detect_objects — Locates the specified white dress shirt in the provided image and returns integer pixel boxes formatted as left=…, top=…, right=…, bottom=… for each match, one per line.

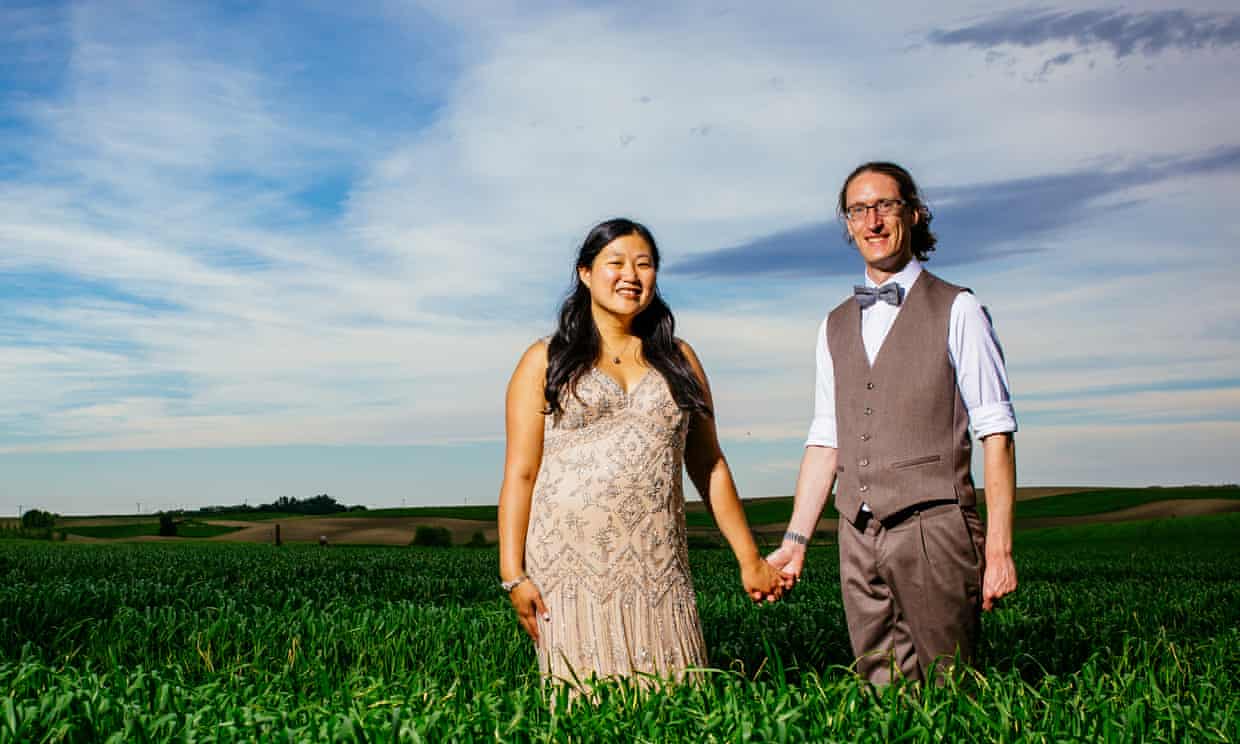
left=805, top=259, right=1017, bottom=449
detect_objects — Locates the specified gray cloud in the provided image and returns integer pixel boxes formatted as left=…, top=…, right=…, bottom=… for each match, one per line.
left=1039, top=51, right=1077, bottom=76
left=669, top=145, right=1240, bottom=278
left=928, top=7, right=1240, bottom=60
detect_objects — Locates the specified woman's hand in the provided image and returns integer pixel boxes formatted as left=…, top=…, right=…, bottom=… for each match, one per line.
left=509, top=580, right=550, bottom=642
left=740, top=556, right=785, bottom=603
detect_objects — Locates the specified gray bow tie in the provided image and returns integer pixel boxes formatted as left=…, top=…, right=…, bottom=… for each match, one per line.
left=854, top=283, right=902, bottom=309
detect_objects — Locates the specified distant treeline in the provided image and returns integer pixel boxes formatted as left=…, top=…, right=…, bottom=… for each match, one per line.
left=0, top=508, right=62, bottom=541
left=193, top=494, right=367, bottom=516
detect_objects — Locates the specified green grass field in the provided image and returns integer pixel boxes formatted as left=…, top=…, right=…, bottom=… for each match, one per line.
left=0, top=512, right=1236, bottom=741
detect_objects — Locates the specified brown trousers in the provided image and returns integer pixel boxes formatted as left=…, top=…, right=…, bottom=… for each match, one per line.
left=838, top=501, right=985, bottom=684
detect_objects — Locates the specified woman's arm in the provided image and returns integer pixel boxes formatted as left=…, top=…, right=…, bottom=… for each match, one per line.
left=679, top=341, right=782, bottom=601
left=497, top=340, right=551, bottom=640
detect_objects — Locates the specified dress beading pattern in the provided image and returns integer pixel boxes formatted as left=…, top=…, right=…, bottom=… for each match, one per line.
left=526, top=366, right=707, bottom=685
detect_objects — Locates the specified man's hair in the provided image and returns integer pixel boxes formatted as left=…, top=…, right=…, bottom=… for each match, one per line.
left=837, top=161, right=937, bottom=262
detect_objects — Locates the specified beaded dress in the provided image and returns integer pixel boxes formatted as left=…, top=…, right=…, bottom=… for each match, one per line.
left=525, top=366, right=707, bottom=685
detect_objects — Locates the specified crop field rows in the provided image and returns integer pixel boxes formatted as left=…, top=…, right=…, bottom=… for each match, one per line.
left=1, top=514, right=1237, bottom=742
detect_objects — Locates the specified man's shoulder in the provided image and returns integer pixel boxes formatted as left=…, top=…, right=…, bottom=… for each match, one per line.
left=824, top=296, right=857, bottom=337
left=827, top=293, right=855, bottom=318
left=919, top=268, right=970, bottom=295
left=920, top=271, right=1000, bottom=331
left=917, top=270, right=978, bottom=313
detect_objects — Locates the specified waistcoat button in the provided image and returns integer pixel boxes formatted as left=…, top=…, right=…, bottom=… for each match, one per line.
left=860, top=433, right=870, bottom=441
left=859, top=458, right=869, bottom=467
left=866, top=382, right=874, bottom=390
left=864, top=407, right=872, bottom=415
left=859, top=484, right=869, bottom=492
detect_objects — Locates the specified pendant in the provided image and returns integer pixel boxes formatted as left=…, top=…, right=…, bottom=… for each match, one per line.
left=612, top=356, right=621, bottom=364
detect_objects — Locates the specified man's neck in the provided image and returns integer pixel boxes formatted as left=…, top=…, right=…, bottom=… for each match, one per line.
left=865, top=255, right=912, bottom=286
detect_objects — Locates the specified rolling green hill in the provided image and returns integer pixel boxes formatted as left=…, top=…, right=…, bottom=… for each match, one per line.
left=684, top=485, right=1239, bottom=527
left=62, top=521, right=242, bottom=539
left=1001, top=485, right=1239, bottom=519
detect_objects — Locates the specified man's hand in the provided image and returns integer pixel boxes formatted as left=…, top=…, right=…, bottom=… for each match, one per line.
left=765, top=542, right=805, bottom=590
left=982, top=551, right=1017, bottom=611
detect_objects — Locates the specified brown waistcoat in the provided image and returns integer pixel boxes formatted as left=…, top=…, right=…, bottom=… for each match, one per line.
left=827, top=270, right=976, bottom=523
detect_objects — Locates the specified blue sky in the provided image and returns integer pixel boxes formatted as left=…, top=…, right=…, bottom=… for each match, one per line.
left=2, top=1, right=1238, bottom=515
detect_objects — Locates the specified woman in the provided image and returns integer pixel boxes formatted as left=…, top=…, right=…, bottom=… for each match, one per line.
left=498, top=218, right=784, bottom=687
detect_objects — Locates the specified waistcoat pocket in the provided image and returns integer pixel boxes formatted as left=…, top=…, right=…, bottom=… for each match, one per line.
left=891, top=454, right=941, bottom=470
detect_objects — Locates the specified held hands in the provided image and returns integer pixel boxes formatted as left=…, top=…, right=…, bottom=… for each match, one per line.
left=765, top=531, right=807, bottom=596
left=740, top=555, right=786, bottom=603
left=508, top=579, right=549, bottom=642
left=764, top=542, right=805, bottom=590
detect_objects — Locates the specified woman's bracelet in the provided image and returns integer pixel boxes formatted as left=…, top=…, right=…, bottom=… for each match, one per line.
left=500, top=574, right=529, bottom=593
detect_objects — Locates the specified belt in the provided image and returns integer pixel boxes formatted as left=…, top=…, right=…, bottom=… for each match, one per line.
left=854, top=498, right=959, bottom=531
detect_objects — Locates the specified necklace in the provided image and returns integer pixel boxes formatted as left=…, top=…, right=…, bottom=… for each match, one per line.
left=602, top=335, right=637, bottom=365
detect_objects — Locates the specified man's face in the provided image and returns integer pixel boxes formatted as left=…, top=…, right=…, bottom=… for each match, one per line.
left=844, top=171, right=918, bottom=274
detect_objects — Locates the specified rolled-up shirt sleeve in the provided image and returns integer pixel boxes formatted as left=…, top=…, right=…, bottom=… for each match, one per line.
left=949, top=292, right=1017, bottom=438
left=805, top=316, right=838, bottom=448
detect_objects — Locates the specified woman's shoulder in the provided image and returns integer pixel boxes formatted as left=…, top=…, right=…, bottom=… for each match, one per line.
left=672, top=337, right=705, bottom=370
left=514, top=337, right=550, bottom=375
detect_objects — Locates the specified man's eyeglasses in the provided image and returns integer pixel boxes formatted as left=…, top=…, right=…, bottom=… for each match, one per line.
left=844, top=198, right=906, bottom=222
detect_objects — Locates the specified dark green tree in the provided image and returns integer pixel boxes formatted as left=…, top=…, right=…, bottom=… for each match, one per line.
left=158, top=513, right=178, bottom=537
left=412, top=526, right=452, bottom=548
left=21, top=509, right=55, bottom=530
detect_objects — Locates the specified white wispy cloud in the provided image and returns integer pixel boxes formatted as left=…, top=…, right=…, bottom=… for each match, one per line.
left=1, top=1, right=1237, bottom=507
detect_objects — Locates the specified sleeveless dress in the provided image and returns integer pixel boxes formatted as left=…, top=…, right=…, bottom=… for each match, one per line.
left=525, top=366, right=708, bottom=685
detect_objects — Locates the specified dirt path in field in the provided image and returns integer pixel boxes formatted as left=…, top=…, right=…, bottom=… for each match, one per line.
left=201, top=519, right=273, bottom=528
left=209, top=517, right=496, bottom=546
left=1009, top=486, right=1101, bottom=501
left=64, top=533, right=105, bottom=543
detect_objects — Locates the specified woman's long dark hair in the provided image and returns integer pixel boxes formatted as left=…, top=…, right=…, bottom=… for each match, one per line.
left=544, top=218, right=712, bottom=420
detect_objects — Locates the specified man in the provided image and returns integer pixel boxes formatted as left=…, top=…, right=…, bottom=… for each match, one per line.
left=767, top=161, right=1018, bottom=684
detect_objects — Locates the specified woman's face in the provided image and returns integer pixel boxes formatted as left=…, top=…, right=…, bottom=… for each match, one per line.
left=578, top=233, right=657, bottom=320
